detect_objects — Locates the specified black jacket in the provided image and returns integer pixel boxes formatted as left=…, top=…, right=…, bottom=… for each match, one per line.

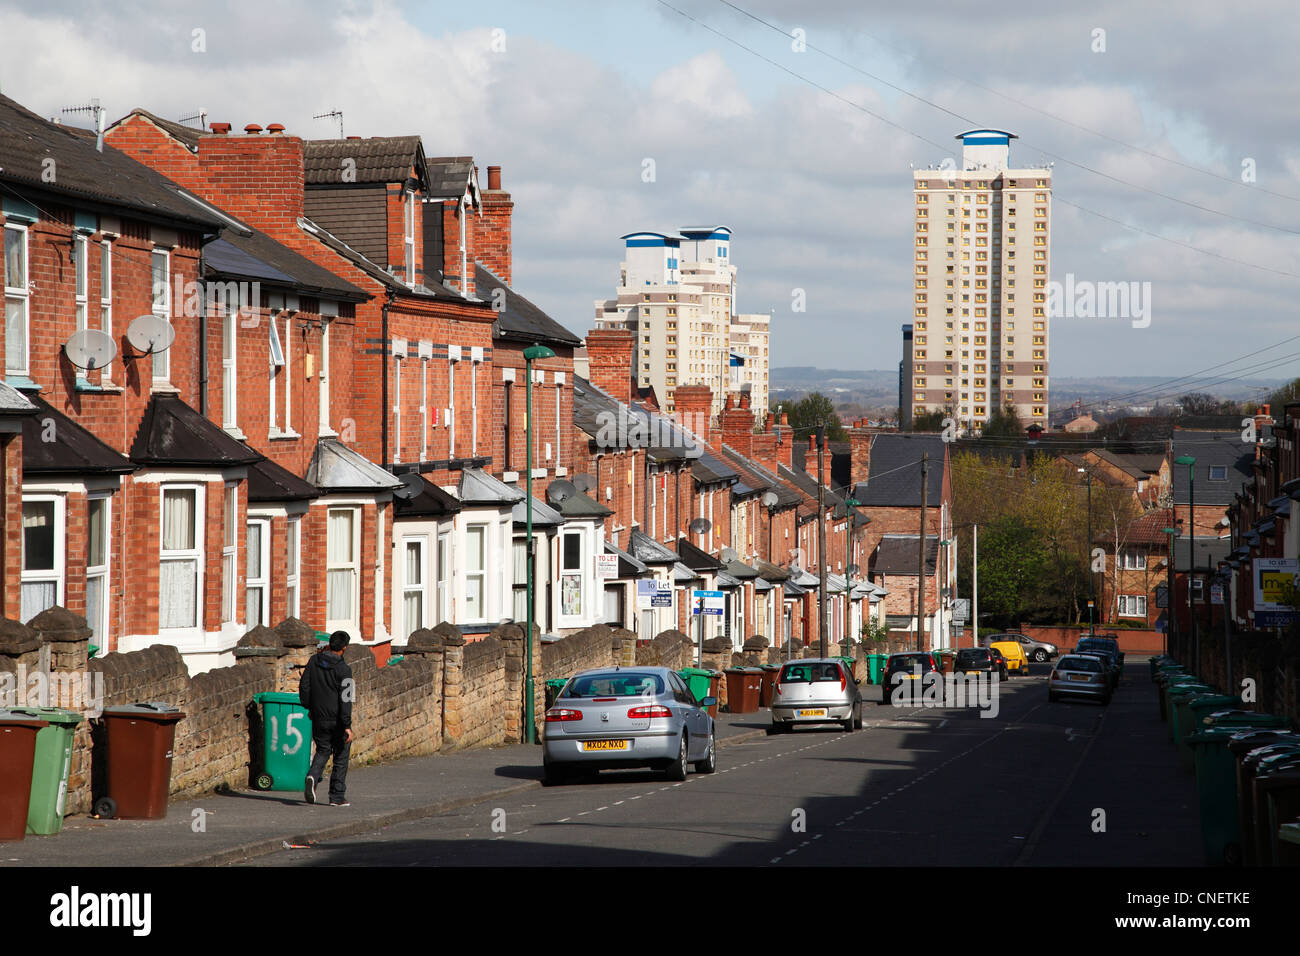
left=299, top=650, right=353, bottom=730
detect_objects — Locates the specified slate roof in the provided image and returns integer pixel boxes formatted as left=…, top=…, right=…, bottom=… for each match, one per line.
left=755, top=559, right=791, bottom=582
left=477, top=266, right=580, bottom=348
left=693, top=446, right=741, bottom=488
left=307, top=438, right=401, bottom=493
left=511, top=493, right=563, bottom=527
left=572, top=377, right=700, bottom=461
left=557, top=489, right=613, bottom=520
left=778, top=463, right=844, bottom=510
left=724, top=559, right=761, bottom=580
left=22, top=398, right=133, bottom=474
left=0, top=95, right=222, bottom=229
left=394, top=475, right=463, bottom=518
left=674, top=562, right=701, bottom=583
left=718, top=446, right=802, bottom=509
left=0, top=381, right=37, bottom=415
left=424, top=157, right=477, bottom=201
left=853, top=433, right=946, bottom=507
left=677, top=537, right=723, bottom=572
left=628, top=529, right=679, bottom=565
left=130, top=395, right=264, bottom=467
left=459, top=467, right=525, bottom=506
left=607, top=541, right=649, bottom=577
left=206, top=231, right=368, bottom=301
left=304, top=137, right=427, bottom=189
left=870, top=534, right=939, bottom=576
left=298, top=216, right=472, bottom=302
left=246, top=457, right=319, bottom=502
left=1171, top=431, right=1255, bottom=506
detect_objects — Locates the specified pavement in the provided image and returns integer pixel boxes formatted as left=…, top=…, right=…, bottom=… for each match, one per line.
left=0, top=709, right=770, bottom=868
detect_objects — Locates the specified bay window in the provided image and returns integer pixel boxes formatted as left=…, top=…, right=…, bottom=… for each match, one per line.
left=21, top=497, right=63, bottom=623
left=160, top=486, right=202, bottom=630
left=5, top=223, right=29, bottom=377
left=326, top=507, right=361, bottom=632
left=464, top=524, right=487, bottom=621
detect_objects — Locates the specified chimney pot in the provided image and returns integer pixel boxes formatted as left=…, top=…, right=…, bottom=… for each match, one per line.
left=487, top=165, right=502, bottom=190
left=781, top=412, right=789, bottom=426
left=209, top=122, right=231, bottom=135
left=346, top=135, right=361, bottom=139
left=266, top=123, right=285, bottom=134
left=243, top=123, right=263, bottom=134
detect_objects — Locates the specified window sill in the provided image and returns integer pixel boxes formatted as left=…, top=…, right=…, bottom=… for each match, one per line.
left=224, top=426, right=247, bottom=440
left=74, top=378, right=124, bottom=394
left=150, top=382, right=180, bottom=395
left=269, top=429, right=301, bottom=441
left=5, top=375, right=40, bottom=392
left=318, top=427, right=338, bottom=438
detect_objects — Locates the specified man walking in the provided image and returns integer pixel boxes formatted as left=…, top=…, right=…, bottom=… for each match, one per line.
left=299, top=630, right=355, bottom=807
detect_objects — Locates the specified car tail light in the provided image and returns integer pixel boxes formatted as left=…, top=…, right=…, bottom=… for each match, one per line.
left=840, top=669, right=847, bottom=692
left=928, top=656, right=937, bottom=670
left=627, top=705, right=672, bottom=719
left=592, top=697, right=616, bottom=703
left=546, top=708, right=583, bottom=722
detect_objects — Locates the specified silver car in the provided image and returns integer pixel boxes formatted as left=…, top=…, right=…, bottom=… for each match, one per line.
left=542, top=667, right=716, bottom=785
left=1048, top=654, right=1112, bottom=704
left=769, top=658, right=863, bottom=733
left=985, top=631, right=1058, bottom=663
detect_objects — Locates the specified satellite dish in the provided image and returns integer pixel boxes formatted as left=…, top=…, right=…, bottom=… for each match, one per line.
left=689, top=517, right=711, bottom=535
left=126, top=314, right=175, bottom=355
left=720, top=547, right=738, bottom=563
left=393, top=473, right=425, bottom=500
left=546, top=479, right=576, bottom=506
left=63, top=329, right=117, bottom=370
left=847, top=563, right=860, bottom=576
left=761, top=491, right=779, bottom=509
left=573, top=473, right=596, bottom=494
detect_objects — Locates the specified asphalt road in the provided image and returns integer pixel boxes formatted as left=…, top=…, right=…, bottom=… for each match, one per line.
left=240, top=664, right=1202, bottom=867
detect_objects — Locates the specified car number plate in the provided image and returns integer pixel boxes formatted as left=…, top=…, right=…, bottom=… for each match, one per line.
left=798, top=709, right=827, bottom=717
left=1068, top=674, right=1089, bottom=682
left=582, top=740, right=629, bottom=751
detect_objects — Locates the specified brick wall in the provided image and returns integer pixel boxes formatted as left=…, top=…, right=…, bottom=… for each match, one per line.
left=478, top=166, right=513, bottom=285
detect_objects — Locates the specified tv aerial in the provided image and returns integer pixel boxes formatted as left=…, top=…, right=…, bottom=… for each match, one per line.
left=546, top=479, right=576, bottom=506
left=126, top=314, right=175, bottom=357
left=393, top=473, right=425, bottom=500
left=63, top=329, right=117, bottom=370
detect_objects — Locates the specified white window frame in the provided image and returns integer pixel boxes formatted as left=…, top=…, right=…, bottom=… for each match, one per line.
left=401, top=534, right=430, bottom=638
left=1118, top=594, right=1147, bottom=618
left=420, top=354, right=429, bottom=461
left=448, top=357, right=457, bottom=458
left=5, top=223, right=30, bottom=377
left=221, top=483, right=238, bottom=623
left=512, top=534, right=529, bottom=623
left=100, top=239, right=113, bottom=381
left=471, top=357, right=478, bottom=456
left=464, top=523, right=489, bottom=623
left=151, top=248, right=171, bottom=383
left=73, top=233, right=89, bottom=333
left=1120, top=549, right=1146, bottom=571
left=245, top=516, right=271, bottom=629
left=437, top=530, right=451, bottom=623
left=285, top=515, right=301, bottom=619
left=268, top=294, right=285, bottom=436
left=160, top=484, right=204, bottom=633
left=85, top=494, right=111, bottom=649
left=559, top=528, right=586, bottom=623
left=393, top=348, right=404, bottom=463
left=20, top=494, right=65, bottom=623
left=318, top=302, right=336, bottom=436
left=326, top=506, right=362, bottom=633
left=222, top=303, right=239, bottom=431
left=404, top=189, right=416, bottom=287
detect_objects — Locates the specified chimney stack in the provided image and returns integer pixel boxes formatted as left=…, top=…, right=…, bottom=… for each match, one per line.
left=721, top=392, right=756, bottom=458
left=584, top=329, right=636, bottom=406
left=673, top=385, right=714, bottom=443
left=849, top=422, right=874, bottom=488
left=479, top=162, right=513, bottom=284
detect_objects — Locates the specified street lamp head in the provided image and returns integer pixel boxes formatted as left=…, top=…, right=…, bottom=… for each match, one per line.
left=1174, top=455, right=1196, bottom=466
left=846, top=497, right=861, bottom=508
left=524, top=344, right=556, bottom=361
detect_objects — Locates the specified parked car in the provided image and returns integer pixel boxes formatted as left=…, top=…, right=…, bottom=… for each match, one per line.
left=769, top=658, right=863, bottom=733
left=988, top=639, right=1030, bottom=676
left=955, top=647, right=1005, bottom=681
left=1071, top=649, right=1118, bottom=689
left=1080, top=635, right=1124, bottom=673
left=1048, top=654, right=1113, bottom=704
left=542, top=667, right=717, bottom=785
left=983, top=631, right=1058, bottom=662
left=881, top=652, right=938, bottom=704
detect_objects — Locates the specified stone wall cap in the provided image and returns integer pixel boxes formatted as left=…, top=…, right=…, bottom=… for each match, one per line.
left=275, top=617, right=320, bottom=648
left=703, top=637, right=730, bottom=652
left=0, top=618, right=41, bottom=655
left=27, top=606, right=92, bottom=641
left=404, top=627, right=446, bottom=651
left=743, top=635, right=770, bottom=650
left=233, top=645, right=289, bottom=659
left=237, top=624, right=282, bottom=648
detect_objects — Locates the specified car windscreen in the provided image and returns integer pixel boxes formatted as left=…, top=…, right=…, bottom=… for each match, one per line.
left=1077, top=641, right=1115, bottom=656
left=781, top=663, right=843, bottom=683
left=563, top=673, right=664, bottom=697
left=1058, top=657, right=1102, bottom=673
left=888, top=655, right=932, bottom=671
left=957, top=650, right=990, bottom=662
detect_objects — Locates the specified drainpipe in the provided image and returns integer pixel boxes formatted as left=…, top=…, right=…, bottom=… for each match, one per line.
left=198, top=241, right=211, bottom=417
left=381, top=289, right=394, bottom=463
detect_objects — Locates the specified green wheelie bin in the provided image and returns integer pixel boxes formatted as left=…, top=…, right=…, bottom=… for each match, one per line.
left=867, top=653, right=887, bottom=685
left=253, top=692, right=313, bottom=792
left=13, top=706, right=84, bottom=835
left=1169, top=687, right=1220, bottom=748
left=1188, top=727, right=1251, bottom=865
left=680, top=668, right=722, bottom=717
left=1254, top=765, right=1300, bottom=866
left=1160, top=676, right=1204, bottom=725
left=1178, top=696, right=1244, bottom=771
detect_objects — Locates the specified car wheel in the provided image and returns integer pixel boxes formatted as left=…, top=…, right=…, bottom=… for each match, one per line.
left=842, top=710, right=855, bottom=732
left=854, top=707, right=864, bottom=730
left=1033, top=649, right=1048, bottom=662
left=666, top=732, right=689, bottom=781
left=694, top=730, right=717, bottom=774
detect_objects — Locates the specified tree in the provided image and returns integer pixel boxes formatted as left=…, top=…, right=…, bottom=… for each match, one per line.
left=778, top=392, right=847, bottom=441
left=976, top=515, right=1048, bottom=625
left=1179, top=392, right=1228, bottom=416
left=980, top=402, right=1025, bottom=438
left=911, top=408, right=949, bottom=432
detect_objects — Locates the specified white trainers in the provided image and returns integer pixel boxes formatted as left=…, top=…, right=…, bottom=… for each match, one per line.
left=304, top=776, right=317, bottom=804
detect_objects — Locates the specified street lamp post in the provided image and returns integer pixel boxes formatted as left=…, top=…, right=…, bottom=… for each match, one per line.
left=844, top=497, right=861, bottom=650
left=1175, top=455, right=1197, bottom=671
left=1078, top=467, right=1094, bottom=637
left=1161, top=523, right=1182, bottom=659
left=523, top=344, right=556, bottom=744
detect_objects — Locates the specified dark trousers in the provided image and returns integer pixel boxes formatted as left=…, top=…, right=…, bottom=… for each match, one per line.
left=307, top=725, right=350, bottom=802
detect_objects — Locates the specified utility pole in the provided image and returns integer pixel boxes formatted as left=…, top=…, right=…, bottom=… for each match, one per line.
left=972, top=523, right=978, bottom=648
left=817, top=425, right=828, bottom=658
left=917, top=453, right=929, bottom=653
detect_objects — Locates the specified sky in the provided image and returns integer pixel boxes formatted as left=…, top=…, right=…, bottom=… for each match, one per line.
left=2, top=0, right=1298, bottom=392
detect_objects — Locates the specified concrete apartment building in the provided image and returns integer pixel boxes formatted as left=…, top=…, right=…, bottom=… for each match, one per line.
left=593, top=226, right=769, bottom=419
left=910, top=130, right=1051, bottom=435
